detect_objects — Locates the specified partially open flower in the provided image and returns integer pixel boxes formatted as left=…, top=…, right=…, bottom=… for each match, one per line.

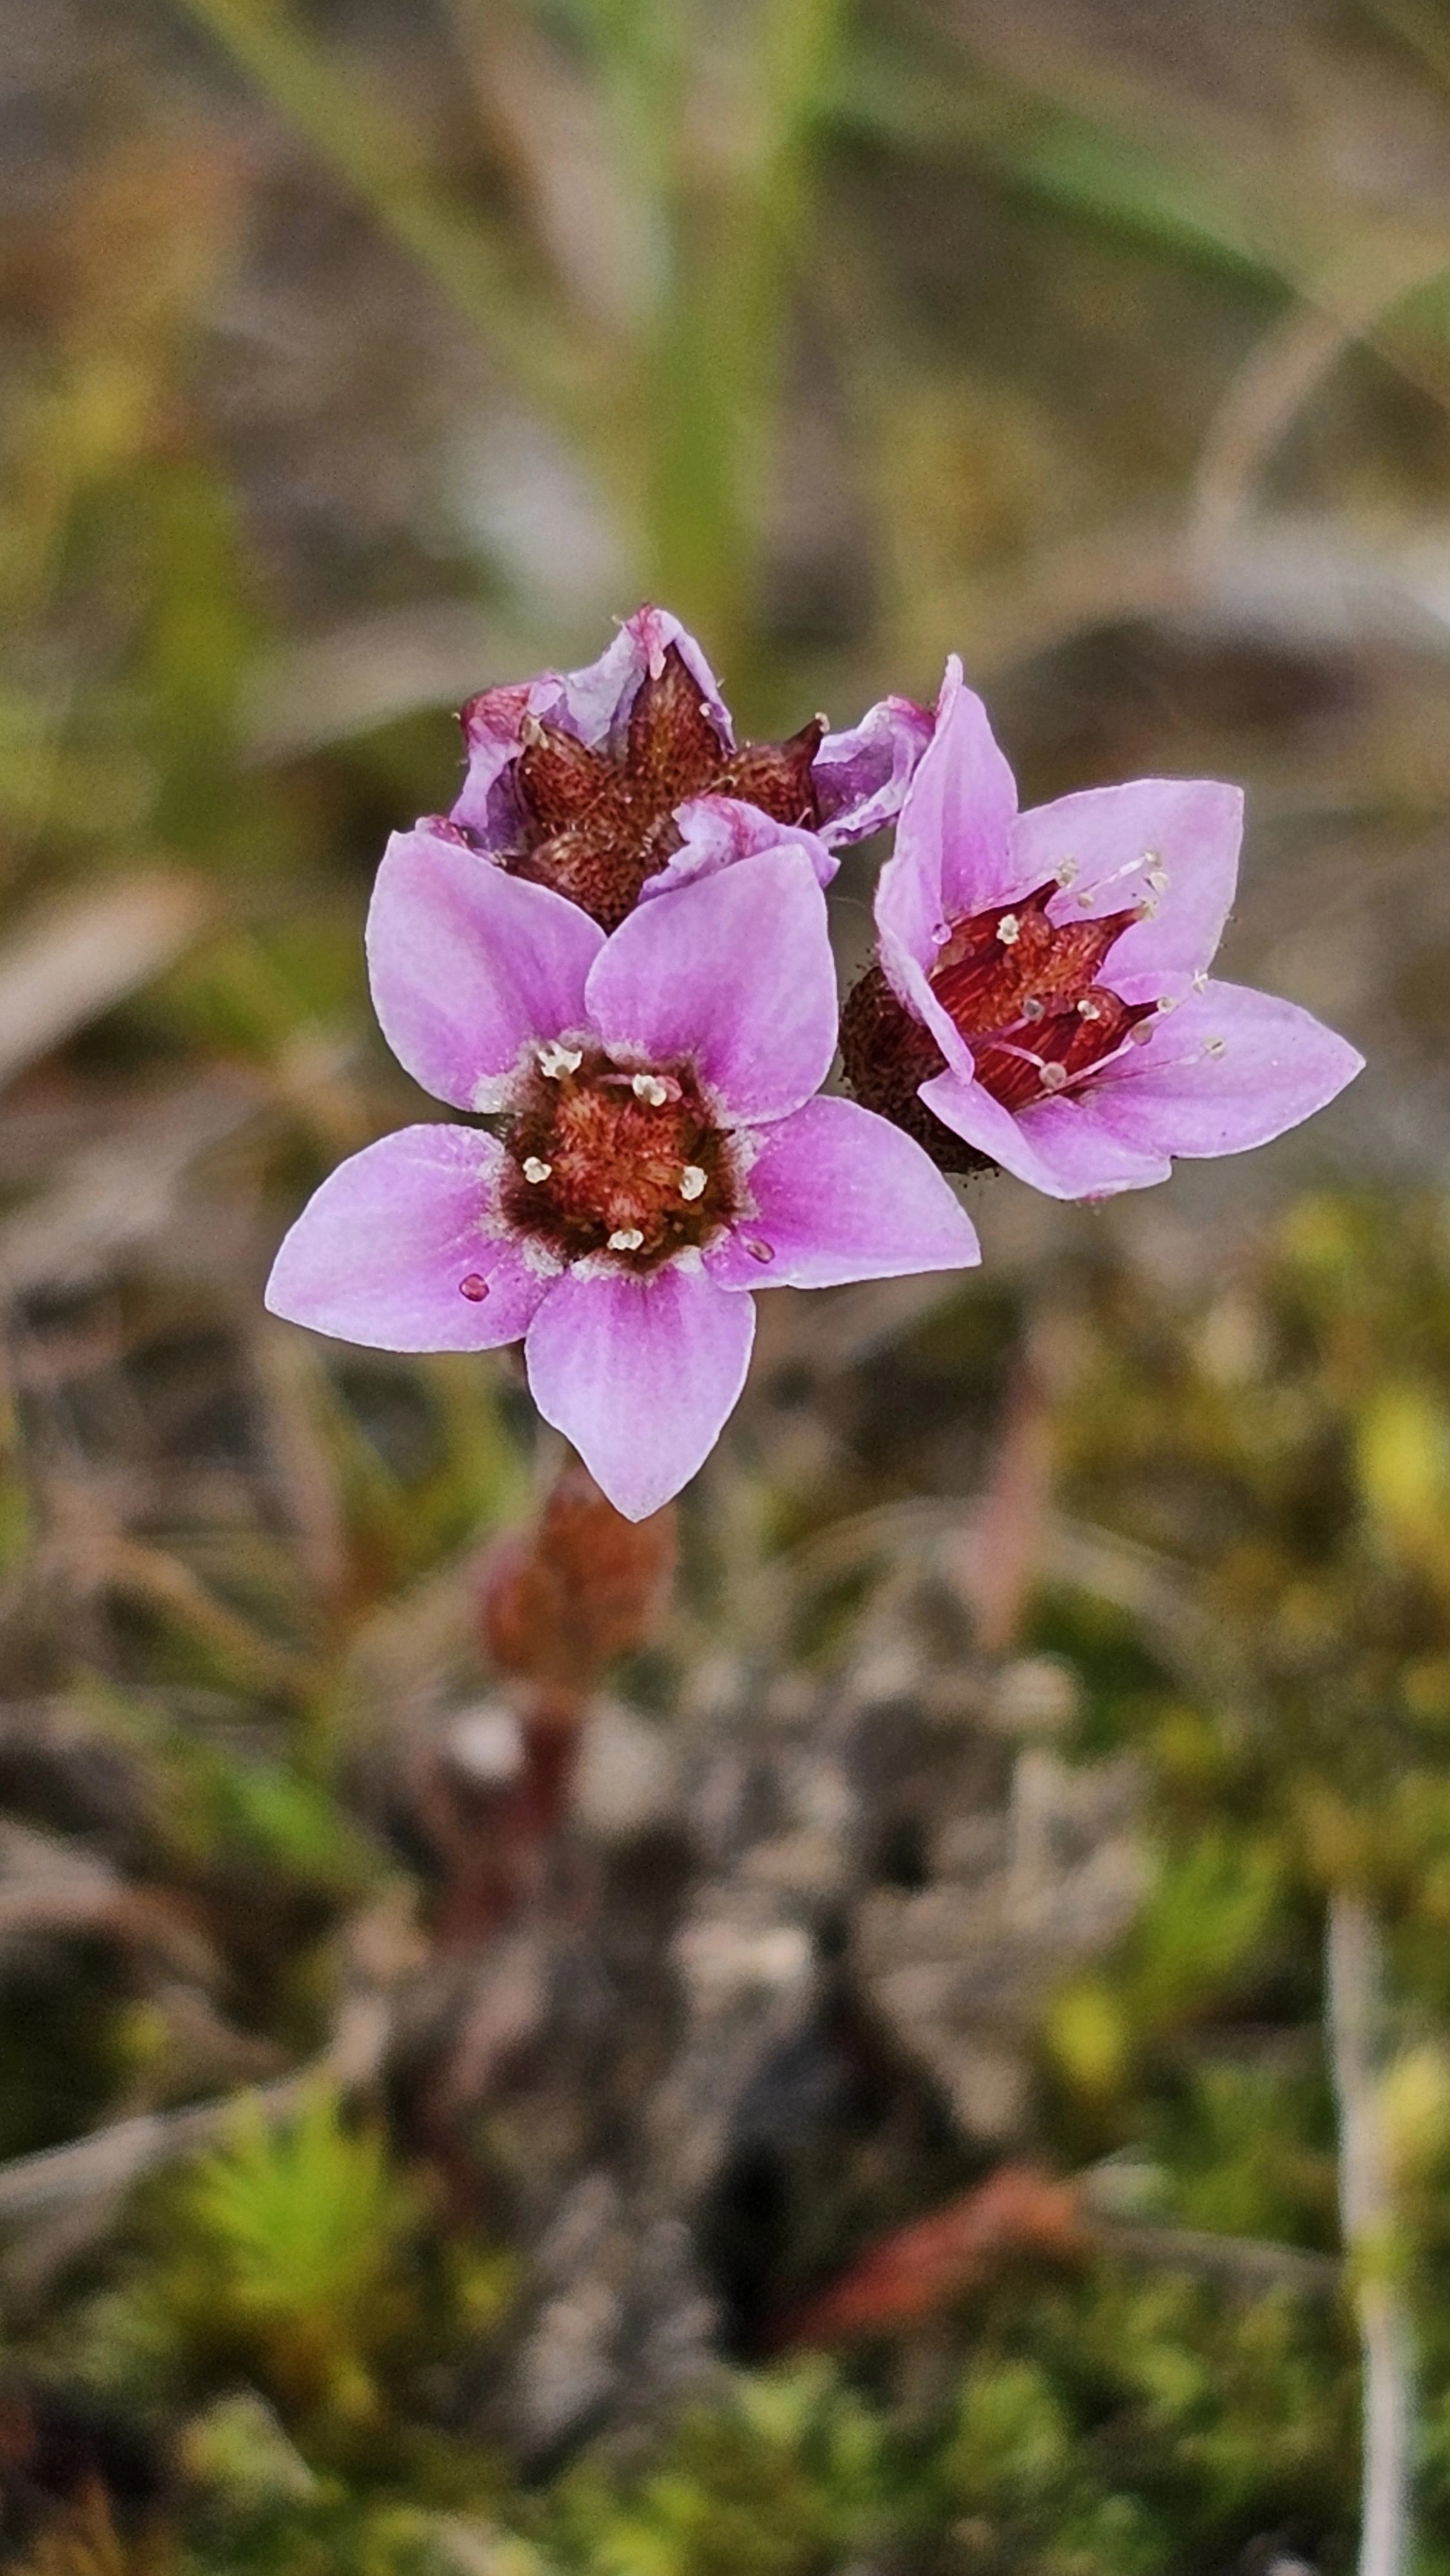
left=265, top=838, right=979, bottom=1519
left=841, top=659, right=1363, bottom=1199
left=441, top=604, right=933, bottom=930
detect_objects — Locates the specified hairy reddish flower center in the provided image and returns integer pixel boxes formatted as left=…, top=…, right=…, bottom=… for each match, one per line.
left=504, top=645, right=824, bottom=931
left=500, top=1045, right=739, bottom=1273
left=927, top=880, right=1155, bottom=1112
left=840, top=880, right=1158, bottom=1172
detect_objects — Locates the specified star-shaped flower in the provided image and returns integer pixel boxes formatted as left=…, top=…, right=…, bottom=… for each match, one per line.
left=841, top=660, right=1363, bottom=1198
left=442, top=604, right=934, bottom=929
left=266, top=834, right=979, bottom=1518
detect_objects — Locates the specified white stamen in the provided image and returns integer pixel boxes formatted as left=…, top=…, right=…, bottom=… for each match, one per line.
left=1021, top=996, right=1045, bottom=1022
left=1039, top=1061, right=1069, bottom=1092
left=1129, top=1021, right=1156, bottom=1046
left=997, top=913, right=1021, bottom=946
left=1077, top=998, right=1101, bottom=1021
left=632, top=1072, right=670, bottom=1106
left=1205, top=1036, right=1227, bottom=1057
left=1055, top=857, right=1078, bottom=887
left=608, top=1226, right=645, bottom=1252
left=680, top=1165, right=708, bottom=1201
left=522, top=1157, right=552, bottom=1184
left=538, top=1039, right=583, bottom=1079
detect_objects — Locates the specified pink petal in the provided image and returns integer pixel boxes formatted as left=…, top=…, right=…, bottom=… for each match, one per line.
left=814, top=694, right=935, bottom=844
left=874, top=660, right=1019, bottom=974
left=641, top=796, right=838, bottom=900
left=1011, top=779, right=1243, bottom=989
left=705, top=1095, right=980, bottom=1287
left=453, top=607, right=732, bottom=838
left=265, top=1126, right=552, bottom=1350
left=566, top=605, right=733, bottom=752
left=1085, top=981, right=1364, bottom=1159
left=917, top=1068, right=1171, bottom=1199
left=524, top=1263, right=755, bottom=1520
left=585, top=846, right=838, bottom=1124
left=876, top=928, right=975, bottom=1080
left=367, top=828, right=602, bottom=1110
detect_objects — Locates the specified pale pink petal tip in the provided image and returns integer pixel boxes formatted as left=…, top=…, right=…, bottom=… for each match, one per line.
left=525, top=1267, right=756, bottom=1522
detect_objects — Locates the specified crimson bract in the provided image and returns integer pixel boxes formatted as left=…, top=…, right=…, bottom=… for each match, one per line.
left=444, top=603, right=933, bottom=930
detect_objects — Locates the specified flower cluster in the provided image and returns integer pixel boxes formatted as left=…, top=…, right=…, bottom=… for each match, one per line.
left=267, top=609, right=1362, bottom=1517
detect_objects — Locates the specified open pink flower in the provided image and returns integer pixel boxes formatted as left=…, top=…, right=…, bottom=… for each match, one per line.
left=442, top=604, right=933, bottom=930
left=840, top=660, right=1363, bottom=1200
left=265, top=836, right=979, bottom=1519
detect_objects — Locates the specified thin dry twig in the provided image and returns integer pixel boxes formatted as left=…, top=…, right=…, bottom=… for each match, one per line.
left=1327, top=1893, right=1413, bottom=2576
left=1191, top=238, right=1450, bottom=562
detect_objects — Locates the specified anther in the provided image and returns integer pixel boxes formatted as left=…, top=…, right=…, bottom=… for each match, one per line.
left=522, top=1157, right=552, bottom=1184
left=1055, top=858, right=1078, bottom=887
left=1021, top=996, right=1045, bottom=1023
left=608, top=1226, right=645, bottom=1253
left=458, top=1273, right=490, bottom=1301
left=1077, top=998, right=1102, bottom=1020
left=1129, top=1021, right=1156, bottom=1046
left=744, top=1238, right=775, bottom=1264
left=537, top=1039, right=583, bottom=1079
left=997, top=914, right=1021, bottom=946
left=632, top=1072, right=672, bottom=1106
left=679, top=1165, right=708, bottom=1201
left=1038, top=1061, right=1069, bottom=1092
left=1143, top=852, right=1169, bottom=894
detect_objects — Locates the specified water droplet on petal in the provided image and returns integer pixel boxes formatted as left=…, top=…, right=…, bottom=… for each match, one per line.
left=459, top=1273, right=490, bottom=1302
left=744, top=1238, right=775, bottom=1264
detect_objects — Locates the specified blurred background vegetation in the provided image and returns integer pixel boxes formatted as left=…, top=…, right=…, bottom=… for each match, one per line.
left=5, top=0, right=1450, bottom=2567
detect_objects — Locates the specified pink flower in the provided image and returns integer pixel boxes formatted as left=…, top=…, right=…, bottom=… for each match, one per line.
left=265, top=835, right=979, bottom=1519
left=840, top=660, right=1363, bottom=1200
left=442, top=604, right=933, bottom=930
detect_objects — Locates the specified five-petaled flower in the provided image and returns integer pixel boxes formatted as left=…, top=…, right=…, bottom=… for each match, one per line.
left=265, top=835, right=980, bottom=1520
left=840, top=659, right=1363, bottom=1199
left=442, top=604, right=934, bottom=930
